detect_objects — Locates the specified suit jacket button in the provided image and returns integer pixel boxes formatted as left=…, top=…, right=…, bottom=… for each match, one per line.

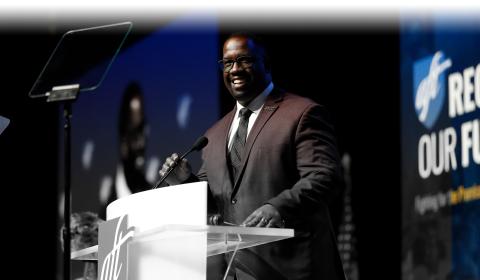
left=231, top=198, right=237, bottom=204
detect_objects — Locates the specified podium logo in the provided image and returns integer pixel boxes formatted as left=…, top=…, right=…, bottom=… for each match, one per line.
left=98, top=215, right=135, bottom=280
left=413, top=51, right=452, bottom=129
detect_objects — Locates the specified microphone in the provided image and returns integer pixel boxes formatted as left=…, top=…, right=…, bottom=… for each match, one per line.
left=152, top=136, right=208, bottom=189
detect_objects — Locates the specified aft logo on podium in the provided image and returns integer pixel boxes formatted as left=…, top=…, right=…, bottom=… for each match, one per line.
left=98, top=215, right=135, bottom=280
left=413, top=51, right=452, bottom=129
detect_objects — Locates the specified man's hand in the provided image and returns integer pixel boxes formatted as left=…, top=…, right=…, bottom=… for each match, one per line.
left=158, top=153, right=192, bottom=185
left=241, top=204, right=285, bottom=228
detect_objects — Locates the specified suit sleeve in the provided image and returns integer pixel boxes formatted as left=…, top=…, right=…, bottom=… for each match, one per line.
left=195, top=157, right=208, bottom=182
left=195, top=149, right=221, bottom=218
left=267, top=104, right=342, bottom=220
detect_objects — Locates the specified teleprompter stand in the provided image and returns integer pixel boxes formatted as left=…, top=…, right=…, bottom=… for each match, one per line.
left=48, top=84, right=79, bottom=280
left=28, top=22, right=132, bottom=280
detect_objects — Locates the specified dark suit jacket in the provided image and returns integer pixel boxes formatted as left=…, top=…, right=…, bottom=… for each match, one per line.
left=197, top=89, right=345, bottom=280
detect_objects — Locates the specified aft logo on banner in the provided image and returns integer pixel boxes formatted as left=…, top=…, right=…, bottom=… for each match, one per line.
left=98, top=215, right=135, bottom=280
left=413, top=51, right=452, bottom=129
left=413, top=51, right=480, bottom=179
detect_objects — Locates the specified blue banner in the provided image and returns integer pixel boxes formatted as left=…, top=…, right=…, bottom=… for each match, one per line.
left=401, top=15, right=480, bottom=280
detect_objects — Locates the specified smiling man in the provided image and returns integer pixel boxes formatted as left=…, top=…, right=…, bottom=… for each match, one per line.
left=160, top=33, right=346, bottom=280
left=221, top=35, right=272, bottom=106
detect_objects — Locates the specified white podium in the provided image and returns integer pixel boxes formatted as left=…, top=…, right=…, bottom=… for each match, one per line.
left=71, top=182, right=294, bottom=280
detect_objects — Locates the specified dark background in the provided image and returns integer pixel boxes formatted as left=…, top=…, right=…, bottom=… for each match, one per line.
left=0, top=19, right=400, bottom=279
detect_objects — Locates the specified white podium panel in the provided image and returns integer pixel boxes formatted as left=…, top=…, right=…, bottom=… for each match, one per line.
left=72, top=182, right=294, bottom=280
left=107, top=182, right=208, bottom=232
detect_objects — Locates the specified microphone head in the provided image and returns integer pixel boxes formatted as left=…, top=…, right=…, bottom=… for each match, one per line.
left=192, top=136, right=208, bottom=151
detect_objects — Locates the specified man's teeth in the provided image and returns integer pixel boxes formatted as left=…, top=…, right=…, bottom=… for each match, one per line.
left=233, top=79, right=245, bottom=84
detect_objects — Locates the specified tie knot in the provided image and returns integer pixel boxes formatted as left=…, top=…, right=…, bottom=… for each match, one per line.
left=239, top=108, right=252, bottom=119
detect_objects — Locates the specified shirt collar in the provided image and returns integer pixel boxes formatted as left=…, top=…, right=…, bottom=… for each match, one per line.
left=236, top=82, right=274, bottom=115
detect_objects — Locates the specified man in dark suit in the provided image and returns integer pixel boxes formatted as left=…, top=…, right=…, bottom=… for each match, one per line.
left=160, top=33, right=345, bottom=280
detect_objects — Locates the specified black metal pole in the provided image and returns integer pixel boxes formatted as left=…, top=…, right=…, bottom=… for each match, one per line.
left=63, top=101, right=72, bottom=280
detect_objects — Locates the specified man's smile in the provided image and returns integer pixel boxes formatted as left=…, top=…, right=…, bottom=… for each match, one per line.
left=231, top=76, right=249, bottom=88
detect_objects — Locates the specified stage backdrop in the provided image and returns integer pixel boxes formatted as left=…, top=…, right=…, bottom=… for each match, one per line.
left=68, top=15, right=219, bottom=214
left=401, top=15, right=480, bottom=280
left=55, top=14, right=219, bottom=279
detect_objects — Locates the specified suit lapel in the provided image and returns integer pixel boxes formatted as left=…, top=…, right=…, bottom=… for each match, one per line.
left=220, top=108, right=236, bottom=194
left=230, top=89, right=284, bottom=200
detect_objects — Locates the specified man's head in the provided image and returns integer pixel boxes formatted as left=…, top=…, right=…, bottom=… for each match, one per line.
left=220, top=33, right=272, bottom=106
left=118, top=82, right=147, bottom=170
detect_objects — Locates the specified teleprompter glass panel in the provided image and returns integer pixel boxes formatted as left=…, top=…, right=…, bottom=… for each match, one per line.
left=29, top=22, right=132, bottom=98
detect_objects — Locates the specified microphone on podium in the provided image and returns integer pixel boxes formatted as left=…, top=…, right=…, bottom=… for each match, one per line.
left=152, top=136, right=208, bottom=189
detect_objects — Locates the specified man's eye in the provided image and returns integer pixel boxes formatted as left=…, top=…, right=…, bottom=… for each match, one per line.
left=224, top=60, right=234, bottom=66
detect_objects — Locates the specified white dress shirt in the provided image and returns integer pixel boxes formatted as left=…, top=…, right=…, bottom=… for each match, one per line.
left=227, top=82, right=274, bottom=151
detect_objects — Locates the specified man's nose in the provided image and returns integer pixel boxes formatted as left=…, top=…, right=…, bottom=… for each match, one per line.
left=229, top=61, right=242, bottom=73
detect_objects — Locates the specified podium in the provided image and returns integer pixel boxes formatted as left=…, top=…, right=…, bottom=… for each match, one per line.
left=71, top=182, right=294, bottom=280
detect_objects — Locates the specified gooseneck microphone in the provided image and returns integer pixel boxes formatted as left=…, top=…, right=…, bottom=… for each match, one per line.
left=152, top=136, right=208, bottom=189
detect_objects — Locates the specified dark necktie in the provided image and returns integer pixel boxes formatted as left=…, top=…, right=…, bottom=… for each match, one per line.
left=229, top=108, right=253, bottom=180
